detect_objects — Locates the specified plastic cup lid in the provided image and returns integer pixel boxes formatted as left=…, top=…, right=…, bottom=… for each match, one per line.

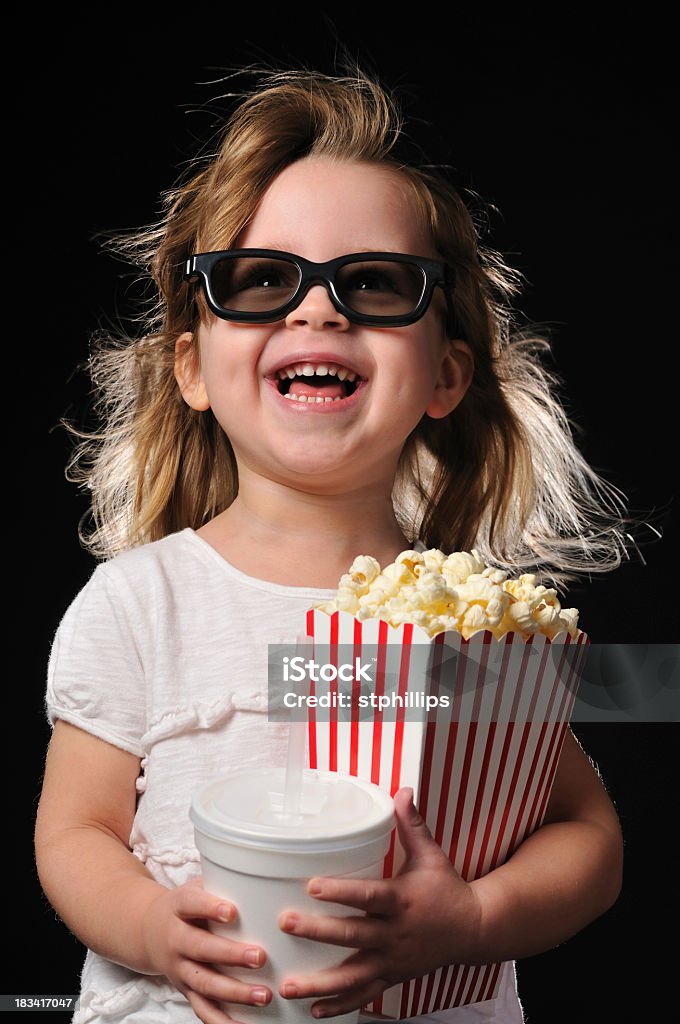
left=190, top=768, right=395, bottom=851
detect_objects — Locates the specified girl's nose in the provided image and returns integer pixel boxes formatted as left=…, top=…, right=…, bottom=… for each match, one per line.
left=285, top=284, right=351, bottom=331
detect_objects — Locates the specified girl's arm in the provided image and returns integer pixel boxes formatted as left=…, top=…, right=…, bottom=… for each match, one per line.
left=276, top=728, right=623, bottom=1017
left=35, top=720, right=273, bottom=1024
left=469, top=726, right=623, bottom=957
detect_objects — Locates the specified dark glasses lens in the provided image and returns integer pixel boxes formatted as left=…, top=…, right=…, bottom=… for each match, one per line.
left=211, top=255, right=301, bottom=313
left=208, top=255, right=427, bottom=318
left=335, top=260, right=426, bottom=316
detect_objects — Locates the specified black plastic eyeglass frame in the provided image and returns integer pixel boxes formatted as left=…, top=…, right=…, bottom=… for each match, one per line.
left=184, top=249, right=457, bottom=332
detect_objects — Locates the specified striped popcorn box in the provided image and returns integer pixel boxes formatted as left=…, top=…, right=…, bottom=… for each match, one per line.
left=304, top=608, right=589, bottom=1019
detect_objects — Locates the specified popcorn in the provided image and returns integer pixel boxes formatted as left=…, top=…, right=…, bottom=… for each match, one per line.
left=558, top=606, right=579, bottom=636
left=337, top=588, right=361, bottom=614
left=382, top=562, right=415, bottom=585
left=482, top=566, right=509, bottom=585
left=422, top=548, right=448, bottom=572
left=348, top=555, right=381, bottom=586
left=442, top=549, right=486, bottom=584
left=462, top=603, right=488, bottom=633
left=318, top=547, right=580, bottom=640
left=395, top=550, right=425, bottom=573
left=415, top=570, right=449, bottom=605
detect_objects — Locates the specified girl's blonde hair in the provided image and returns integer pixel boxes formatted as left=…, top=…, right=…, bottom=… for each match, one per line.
left=67, top=65, right=631, bottom=585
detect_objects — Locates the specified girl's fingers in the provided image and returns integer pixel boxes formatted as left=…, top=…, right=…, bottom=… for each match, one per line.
left=305, top=877, right=398, bottom=915
left=278, top=909, right=384, bottom=949
left=175, top=883, right=238, bottom=924
left=310, top=978, right=388, bottom=1020
left=185, top=929, right=267, bottom=971
left=280, top=954, right=383, bottom=1000
left=179, top=962, right=272, bottom=1010
left=185, top=989, right=240, bottom=1024
left=186, top=987, right=258, bottom=1024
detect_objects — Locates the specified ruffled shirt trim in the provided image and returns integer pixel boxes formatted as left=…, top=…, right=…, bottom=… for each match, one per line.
left=74, top=972, right=188, bottom=1023
left=140, top=692, right=268, bottom=750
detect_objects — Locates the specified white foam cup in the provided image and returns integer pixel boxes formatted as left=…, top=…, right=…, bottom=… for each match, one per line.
left=190, top=768, right=396, bottom=1024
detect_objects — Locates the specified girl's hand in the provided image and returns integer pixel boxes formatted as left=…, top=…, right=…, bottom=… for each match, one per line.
left=143, top=877, right=272, bottom=1024
left=277, top=788, right=482, bottom=1018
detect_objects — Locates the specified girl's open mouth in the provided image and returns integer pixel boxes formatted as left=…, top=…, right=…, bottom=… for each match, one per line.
left=272, top=361, right=365, bottom=404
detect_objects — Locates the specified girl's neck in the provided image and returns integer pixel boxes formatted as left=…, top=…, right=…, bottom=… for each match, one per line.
left=196, top=475, right=410, bottom=589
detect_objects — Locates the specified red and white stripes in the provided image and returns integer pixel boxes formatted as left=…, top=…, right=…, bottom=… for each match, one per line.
left=304, top=609, right=587, bottom=1018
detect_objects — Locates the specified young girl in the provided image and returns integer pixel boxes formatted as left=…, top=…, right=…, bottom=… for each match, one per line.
left=35, top=68, right=626, bottom=1024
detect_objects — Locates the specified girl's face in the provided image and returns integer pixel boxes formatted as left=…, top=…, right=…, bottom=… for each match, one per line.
left=176, top=157, right=473, bottom=496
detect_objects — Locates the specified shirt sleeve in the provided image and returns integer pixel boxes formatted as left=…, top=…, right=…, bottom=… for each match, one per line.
left=46, top=564, right=147, bottom=757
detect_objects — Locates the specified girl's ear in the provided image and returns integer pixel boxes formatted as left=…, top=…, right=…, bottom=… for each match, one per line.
left=174, top=332, right=210, bottom=411
left=426, top=339, right=474, bottom=419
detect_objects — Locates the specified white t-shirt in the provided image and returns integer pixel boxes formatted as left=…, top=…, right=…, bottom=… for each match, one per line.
left=45, top=527, right=524, bottom=1023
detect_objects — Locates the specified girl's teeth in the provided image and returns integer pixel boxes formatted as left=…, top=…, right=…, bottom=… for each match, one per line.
left=283, top=393, right=344, bottom=402
left=275, top=361, right=362, bottom=380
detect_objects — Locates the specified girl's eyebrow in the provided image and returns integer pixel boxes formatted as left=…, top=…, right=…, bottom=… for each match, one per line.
left=228, top=240, right=298, bottom=254
left=236, top=244, right=402, bottom=257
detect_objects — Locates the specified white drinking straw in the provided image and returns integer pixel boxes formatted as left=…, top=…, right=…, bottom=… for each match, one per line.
left=283, top=635, right=310, bottom=817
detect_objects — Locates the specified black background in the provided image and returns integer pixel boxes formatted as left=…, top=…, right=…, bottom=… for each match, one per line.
left=14, top=9, right=678, bottom=1023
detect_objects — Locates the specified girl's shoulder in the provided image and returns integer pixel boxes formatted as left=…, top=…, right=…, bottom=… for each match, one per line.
left=73, top=528, right=204, bottom=614
left=100, top=527, right=198, bottom=579
left=57, top=528, right=196, bottom=612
